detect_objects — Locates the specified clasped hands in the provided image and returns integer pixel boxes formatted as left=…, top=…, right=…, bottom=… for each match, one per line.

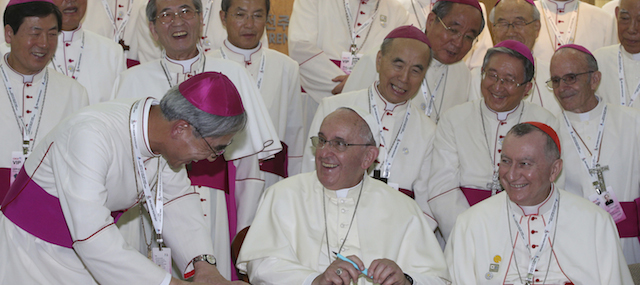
left=313, top=255, right=410, bottom=285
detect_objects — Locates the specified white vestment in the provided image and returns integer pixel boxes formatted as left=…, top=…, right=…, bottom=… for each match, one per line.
left=557, top=100, right=640, bottom=264
left=533, top=0, right=616, bottom=65
left=49, top=28, right=125, bottom=105
left=594, top=44, right=640, bottom=109
left=602, top=0, right=619, bottom=16
left=428, top=99, right=558, bottom=240
left=210, top=40, right=305, bottom=188
left=0, top=98, right=214, bottom=284
left=237, top=173, right=451, bottom=285
left=445, top=186, right=633, bottom=284
left=343, top=53, right=472, bottom=124
left=301, top=84, right=438, bottom=230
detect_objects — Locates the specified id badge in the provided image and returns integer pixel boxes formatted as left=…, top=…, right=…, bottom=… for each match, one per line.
left=152, top=247, right=172, bottom=273
left=10, top=151, right=27, bottom=186
left=340, top=51, right=363, bottom=75
left=589, top=187, right=627, bottom=223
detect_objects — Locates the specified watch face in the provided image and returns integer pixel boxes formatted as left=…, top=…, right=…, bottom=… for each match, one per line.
left=204, top=255, right=216, bottom=265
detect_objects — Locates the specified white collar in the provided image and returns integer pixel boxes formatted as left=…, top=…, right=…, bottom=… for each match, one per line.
left=166, top=53, right=200, bottom=73
left=224, top=40, right=261, bottom=62
left=546, top=0, right=577, bottom=11
left=3, top=53, right=41, bottom=83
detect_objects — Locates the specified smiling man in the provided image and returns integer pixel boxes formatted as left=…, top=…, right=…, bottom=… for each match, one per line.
left=301, top=25, right=439, bottom=231
left=445, top=122, right=632, bottom=284
left=428, top=40, right=557, bottom=242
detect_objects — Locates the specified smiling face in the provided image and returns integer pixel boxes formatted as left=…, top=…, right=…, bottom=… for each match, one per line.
left=492, top=0, right=541, bottom=50
left=549, top=49, right=600, bottom=113
left=150, top=0, right=203, bottom=60
left=220, top=0, right=267, bottom=49
left=425, top=3, right=482, bottom=64
left=375, top=38, right=430, bottom=104
left=5, top=14, right=59, bottom=75
left=51, top=0, right=87, bottom=31
left=617, top=0, right=640, bottom=54
left=481, top=52, right=532, bottom=112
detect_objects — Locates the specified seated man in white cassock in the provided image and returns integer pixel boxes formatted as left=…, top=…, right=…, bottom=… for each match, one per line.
left=237, top=107, right=451, bottom=285
left=0, top=72, right=249, bottom=284
left=549, top=44, right=640, bottom=264
left=342, top=0, right=484, bottom=124
left=469, top=0, right=562, bottom=115
left=594, top=0, right=640, bottom=110
left=114, top=0, right=281, bottom=280
left=445, top=122, right=633, bottom=284
left=301, top=25, right=439, bottom=230
left=48, top=0, right=125, bottom=105
left=211, top=0, right=304, bottom=189
left=428, top=40, right=558, bottom=242
left=0, top=0, right=88, bottom=202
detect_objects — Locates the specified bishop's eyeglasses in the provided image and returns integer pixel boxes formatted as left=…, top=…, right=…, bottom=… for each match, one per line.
left=156, top=8, right=199, bottom=24
left=310, top=136, right=374, bottom=152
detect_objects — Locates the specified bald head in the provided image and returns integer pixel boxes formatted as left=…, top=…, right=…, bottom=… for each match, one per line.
left=490, top=0, right=541, bottom=49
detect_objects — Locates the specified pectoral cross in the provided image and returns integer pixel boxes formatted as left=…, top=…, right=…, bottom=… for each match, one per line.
left=119, top=39, right=130, bottom=51
left=589, top=164, right=609, bottom=194
left=22, top=140, right=29, bottom=155
left=487, top=170, right=501, bottom=195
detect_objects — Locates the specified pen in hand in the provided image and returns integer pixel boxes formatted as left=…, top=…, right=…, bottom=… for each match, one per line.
left=333, top=251, right=368, bottom=276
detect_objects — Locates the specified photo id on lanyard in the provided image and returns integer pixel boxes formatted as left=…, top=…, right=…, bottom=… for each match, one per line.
left=340, top=51, right=363, bottom=75
left=10, top=151, right=27, bottom=186
left=589, top=187, right=626, bottom=223
left=152, top=247, right=172, bottom=273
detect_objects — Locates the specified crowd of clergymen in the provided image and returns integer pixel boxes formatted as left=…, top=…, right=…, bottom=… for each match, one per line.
left=0, top=0, right=640, bottom=283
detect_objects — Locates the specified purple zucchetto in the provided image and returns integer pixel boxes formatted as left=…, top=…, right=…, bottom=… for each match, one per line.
left=495, top=39, right=535, bottom=66
left=494, top=0, right=535, bottom=7
left=557, top=44, right=595, bottom=57
left=7, top=0, right=54, bottom=6
left=178, top=72, right=245, bottom=117
left=437, top=0, right=482, bottom=12
left=385, top=25, right=430, bottom=47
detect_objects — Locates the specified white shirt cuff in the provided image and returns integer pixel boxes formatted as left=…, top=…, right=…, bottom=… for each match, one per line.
left=303, top=272, right=322, bottom=285
left=159, top=272, right=172, bottom=285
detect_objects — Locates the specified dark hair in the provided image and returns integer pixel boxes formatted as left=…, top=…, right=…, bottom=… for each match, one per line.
left=432, top=1, right=485, bottom=35
left=508, top=123, right=560, bottom=160
left=4, top=2, right=62, bottom=34
left=482, top=46, right=535, bottom=83
left=221, top=0, right=270, bottom=15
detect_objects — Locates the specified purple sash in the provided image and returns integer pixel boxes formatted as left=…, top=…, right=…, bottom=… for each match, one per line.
left=259, top=142, right=288, bottom=178
left=618, top=199, right=640, bottom=241
left=460, top=187, right=492, bottom=206
left=398, top=188, right=415, bottom=199
left=0, top=168, right=11, bottom=204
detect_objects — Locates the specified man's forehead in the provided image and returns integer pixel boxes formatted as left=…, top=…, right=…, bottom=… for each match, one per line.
left=619, top=0, right=640, bottom=12
left=551, top=49, right=587, bottom=71
left=156, top=0, right=195, bottom=10
left=18, top=15, right=58, bottom=31
left=495, top=0, right=533, bottom=17
left=446, top=3, right=483, bottom=20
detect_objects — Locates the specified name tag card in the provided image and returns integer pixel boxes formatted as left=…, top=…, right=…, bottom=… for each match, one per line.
left=152, top=247, right=172, bottom=273
left=589, top=187, right=626, bottom=223
left=10, top=151, right=27, bottom=186
left=340, top=52, right=363, bottom=75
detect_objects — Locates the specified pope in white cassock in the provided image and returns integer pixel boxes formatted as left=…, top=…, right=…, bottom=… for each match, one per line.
left=469, top=0, right=562, bottom=115
left=594, top=0, right=640, bottom=110
left=428, top=40, right=558, bottom=241
left=0, top=72, right=250, bottom=284
left=550, top=44, right=640, bottom=264
left=48, top=0, right=125, bottom=105
left=445, top=122, right=633, bottom=284
left=238, top=107, right=451, bottom=285
left=0, top=0, right=88, bottom=202
left=114, top=0, right=281, bottom=280
left=342, top=0, right=484, bottom=125
left=302, top=25, right=439, bottom=230
left=211, top=0, right=304, bottom=190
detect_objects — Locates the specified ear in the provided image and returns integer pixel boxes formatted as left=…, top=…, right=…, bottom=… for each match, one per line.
left=533, top=20, right=541, bottom=37
left=590, top=71, right=602, bottom=91
left=375, top=50, right=382, bottom=73
left=149, top=20, right=160, bottom=42
left=220, top=10, right=227, bottom=28
left=170, top=119, right=190, bottom=139
left=361, top=146, right=379, bottom=170
left=425, top=12, right=437, bottom=34
left=549, top=158, right=563, bottom=183
left=615, top=6, right=619, bottom=18
left=4, top=25, right=13, bottom=44
left=523, top=81, right=534, bottom=95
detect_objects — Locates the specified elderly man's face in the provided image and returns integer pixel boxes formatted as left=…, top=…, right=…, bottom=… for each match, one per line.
left=481, top=52, right=531, bottom=112
left=550, top=49, right=600, bottom=113
left=52, top=0, right=87, bottom=31
left=499, top=131, right=562, bottom=206
left=5, top=15, right=59, bottom=75
left=150, top=0, right=203, bottom=60
left=425, top=3, right=482, bottom=64
left=616, top=0, right=640, bottom=54
left=375, top=38, right=430, bottom=104
left=221, top=0, right=267, bottom=49
left=163, top=122, right=235, bottom=169
left=315, top=110, right=376, bottom=190
left=492, top=0, right=540, bottom=50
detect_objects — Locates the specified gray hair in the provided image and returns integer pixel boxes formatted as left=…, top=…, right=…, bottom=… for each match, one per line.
left=159, top=85, right=247, bottom=138
left=432, top=1, right=485, bottom=35
left=489, top=0, right=540, bottom=23
left=147, top=0, right=203, bottom=22
left=508, top=123, right=560, bottom=160
left=482, top=46, right=535, bottom=83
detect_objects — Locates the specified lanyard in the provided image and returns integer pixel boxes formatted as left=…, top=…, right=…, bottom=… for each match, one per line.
left=201, top=0, right=214, bottom=46
left=343, top=0, right=380, bottom=54
left=160, top=53, right=207, bottom=88
left=561, top=105, right=607, bottom=187
left=509, top=189, right=559, bottom=285
left=618, top=48, right=640, bottom=107
left=219, top=48, right=266, bottom=90
left=52, top=31, right=85, bottom=80
left=129, top=98, right=165, bottom=245
left=541, top=0, right=579, bottom=46
left=101, top=0, right=134, bottom=42
left=421, top=66, right=447, bottom=121
left=368, top=85, right=411, bottom=179
left=1, top=64, right=48, bottom=155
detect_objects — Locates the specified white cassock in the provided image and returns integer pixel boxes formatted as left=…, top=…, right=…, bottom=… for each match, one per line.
left=134, top=0, right=269, bottom=64
left=556, top=99, right=640, bottom=264
left=602, top=0, right=619, bottom=16
left=594, top=44, right=640, bottom=109
left=533, top=0, right=616, bottom=65
left=428, top=99, right=558, bottom=240
left=0, top=98, right=218, bottom=284
left=0, top=55, right=88, bottom=199
left=469, top=59, right=563, bottom=115
left=237, top=173, right=451, bottom=285
left=210, top=40, right=305, bottom=189
left=301, top=83, right=439, bottom=230
left=49, top=28, right=125, bottom=105
left=81, top=0, right=147, bottom=62
left=445, top=186, right=633, bottom=284
left=343, top=53, right=472, bottom=124
left=114, top=54, right=280, bottom=280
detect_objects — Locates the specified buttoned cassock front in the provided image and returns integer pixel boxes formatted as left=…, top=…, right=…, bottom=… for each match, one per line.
left=594, top=44, right=640, bottom=109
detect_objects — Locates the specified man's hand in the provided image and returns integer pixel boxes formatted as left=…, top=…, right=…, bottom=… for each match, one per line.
left=367, top=259, right=410, bottom=285
left=192, top=261, right=249, bottom=284
left=331, top=75, right=350, bottom=95
left=313, top=255, right=365, bottom=285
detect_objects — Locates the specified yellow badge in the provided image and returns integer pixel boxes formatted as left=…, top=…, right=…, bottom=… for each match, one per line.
left=493, top=255, right=501, bottom=263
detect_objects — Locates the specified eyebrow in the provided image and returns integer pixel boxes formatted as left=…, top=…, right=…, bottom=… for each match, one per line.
left=159, top=4, right=193, bottom=13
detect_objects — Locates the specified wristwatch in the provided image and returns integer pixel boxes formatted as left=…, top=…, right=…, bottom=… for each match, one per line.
left=404, top=273, right=414, bottom=285
left=192, top=254, right=217, bottom=266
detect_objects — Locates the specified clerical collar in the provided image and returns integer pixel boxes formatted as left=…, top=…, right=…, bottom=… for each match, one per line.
left=632, top=52, right=640, bottom=61
left=224, top=40, right=261, bottom=63
left=62, top=26, right=81, bottom=42
left=546, top=0, right=577, bottom=11
left=566, top=96, right=603, bottom=122
left=621, top=44, right=640, bottom=61
left=166, top=53, right=200, bottom=73
left=512, top=184, right=557, bottom=216
left=485, top=102, right=520, bottom=121
left=3, top=53, right=39, bottom=83
left=332, top=180, right=364, bottom=198
left=137, top=98, right=160, bottom=158
left=429, top=57, right=446, bottom=69
left=374, top=82, right=408, bottom=111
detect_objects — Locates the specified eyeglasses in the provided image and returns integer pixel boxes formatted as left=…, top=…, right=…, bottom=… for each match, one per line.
left=156, top=8, right=199, bottom=24
left=482, top=71, right=525, bottom=89
left=493, top=19, right=537, bottom=30
left=545, top=71, right=595, bottom=89
left=310, top=136, right=374, bottom=152
left=193, top=126, right=227, bottom=160
left=231, top=11, right=266, bottom=23
left=437, top=16, right=479, bottom=45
